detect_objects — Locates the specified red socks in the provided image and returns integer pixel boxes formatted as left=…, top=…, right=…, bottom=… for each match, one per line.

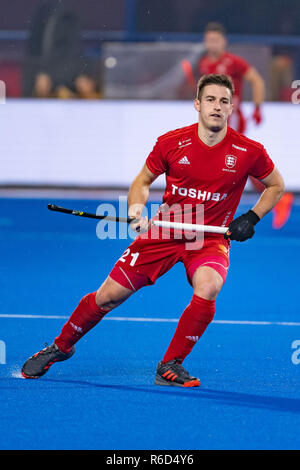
left=55, top=292, right=108, bottom=353
left=55, top=292, right=215, bottom=361
left=163, top=294, right=215, bottom=363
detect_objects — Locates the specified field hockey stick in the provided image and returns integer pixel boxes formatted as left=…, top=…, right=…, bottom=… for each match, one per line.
left=47, top=204, right=135, bottom=224
left=47, top=203, right=228, bottom=235
left=151, top=219, right=228, bottom=235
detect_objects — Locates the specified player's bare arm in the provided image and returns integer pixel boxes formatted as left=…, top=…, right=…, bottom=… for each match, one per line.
left=226, top=167, right=285, bottom=242
left=251, top=167, right=285, bottom=219
left=244, top=66, right=265, bottom=124
left=244, top=66, right=265, bottom=107
left=128, top=163, right=158, bottom=232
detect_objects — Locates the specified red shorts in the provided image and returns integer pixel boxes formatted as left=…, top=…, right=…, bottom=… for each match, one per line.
left=109, top=228, right=230, bottom=292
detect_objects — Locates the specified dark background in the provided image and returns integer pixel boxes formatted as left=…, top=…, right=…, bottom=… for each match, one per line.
left=0, top=0, right=299, bottom=98
left=0, top=0, right=299, bottom=35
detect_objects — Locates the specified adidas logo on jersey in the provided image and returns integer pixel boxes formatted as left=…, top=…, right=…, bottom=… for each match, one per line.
left=178, top=156, right=190, bottom=165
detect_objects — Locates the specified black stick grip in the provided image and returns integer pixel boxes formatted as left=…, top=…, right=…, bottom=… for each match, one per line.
left=47, top=204, right=136, bottom=224
left=48, top=204, right=74, bottom=214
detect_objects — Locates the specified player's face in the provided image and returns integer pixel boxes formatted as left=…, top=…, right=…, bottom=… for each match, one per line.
left=204, top=31, right=226, bottom=57
left=194, top=84, right=233, bottom=132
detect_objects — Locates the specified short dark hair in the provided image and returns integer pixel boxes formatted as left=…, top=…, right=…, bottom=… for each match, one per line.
left=196, top=74, right=234, bottom=101
left=204, top=22, right=226, bottom=37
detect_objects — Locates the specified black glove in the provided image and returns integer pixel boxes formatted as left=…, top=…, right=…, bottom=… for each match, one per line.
left=225, top=210, right=260, bottom=242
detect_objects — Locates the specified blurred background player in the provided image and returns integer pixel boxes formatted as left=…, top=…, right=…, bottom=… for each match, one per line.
left=182, top=21, right=293, bottom=229
left=182, top=22, right=264, bottom=133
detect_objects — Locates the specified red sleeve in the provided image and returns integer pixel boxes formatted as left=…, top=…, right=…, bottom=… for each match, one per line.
left=198, top=55, right=211, bottom=75
left=145, top=140, right=168, bottom=176
left=234, top=55, right=250, bottom=76
left=248, top=146, right=275, bottom=180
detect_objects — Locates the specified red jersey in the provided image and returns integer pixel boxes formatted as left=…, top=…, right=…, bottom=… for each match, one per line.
left=198, top=52, right=250, bottom=106
left=146, top=123, right=274, bottom=229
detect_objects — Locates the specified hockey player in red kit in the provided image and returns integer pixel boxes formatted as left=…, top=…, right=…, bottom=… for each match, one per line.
left=22, top=74, right=284, bottom=386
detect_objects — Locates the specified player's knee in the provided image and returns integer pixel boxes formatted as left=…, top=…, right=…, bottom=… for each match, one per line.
left=193, top=266, right=224, bottom=300
left=95, top=278, right=132, bottom=310
left=194, top=280, right=221, bottom=300
left=95, top=288, right=121, bottom=310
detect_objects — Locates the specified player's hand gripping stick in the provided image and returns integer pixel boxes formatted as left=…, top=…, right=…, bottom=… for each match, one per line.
left=224, top=210, right=260, bottom=241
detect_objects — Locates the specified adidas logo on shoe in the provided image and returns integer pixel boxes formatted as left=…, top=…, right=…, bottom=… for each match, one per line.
left=178, top=156, right=190, bottom=165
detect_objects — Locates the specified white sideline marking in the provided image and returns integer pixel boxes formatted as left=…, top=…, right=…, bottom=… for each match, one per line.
left=0, top=314, right=299, bottom=326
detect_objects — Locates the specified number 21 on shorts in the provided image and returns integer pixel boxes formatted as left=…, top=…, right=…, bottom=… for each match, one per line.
left=119, top=249, right=140, bottom=267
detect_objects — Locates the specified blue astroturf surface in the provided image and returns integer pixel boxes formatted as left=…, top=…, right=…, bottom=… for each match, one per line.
left=0, top=195, right=299, bottom=450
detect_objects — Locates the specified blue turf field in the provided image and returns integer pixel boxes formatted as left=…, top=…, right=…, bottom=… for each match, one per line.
left=0, top=196, right=299, bottom=450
